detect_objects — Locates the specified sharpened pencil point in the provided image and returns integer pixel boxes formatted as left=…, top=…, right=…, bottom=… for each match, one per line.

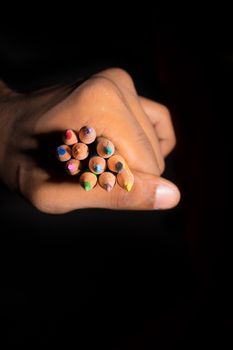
left=104, top=146, right=112, bottom=155
left=79, top=126, right=96, bottom=144
left=66, top=129, right=73, bottom=139
left=94, top=164, right=102, bottom=173
left=84, top=181, right=91, bottom=191
left=93, top=164, right=102, bottom=173
left=85, top=127, right=93, bottom=134
left=63, top=129, right=78, bottom=145
left=124, top=183, right=133, bottom=192
left=115, top=161, right=124, bottom=172
left=104, top=184, right=112, bottom=192
left=57, top=147, right=66, bottom=156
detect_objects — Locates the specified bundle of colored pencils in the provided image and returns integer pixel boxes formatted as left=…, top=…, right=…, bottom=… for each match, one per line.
left=56, top=126, right=134, bottom=192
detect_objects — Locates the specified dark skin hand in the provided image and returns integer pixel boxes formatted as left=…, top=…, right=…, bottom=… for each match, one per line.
left=0, top=68, right=180, bottom=213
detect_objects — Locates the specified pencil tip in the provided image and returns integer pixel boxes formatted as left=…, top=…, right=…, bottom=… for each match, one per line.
left=94, top=164, right=102, bottom=173
left=104, top=184, right=112, bottom=192
left=84, top=181, right=91, bottom=191
left=57, top=147, right=66, bottom=156
left=66, top=129, right=73, bottom=139
left=124, top=183, right=133, bottom=192
left=115, top=162, right=124, bottom=172
left=85, top=126, right=93, bottom=134
left=104, top=146, right=112, bottom=155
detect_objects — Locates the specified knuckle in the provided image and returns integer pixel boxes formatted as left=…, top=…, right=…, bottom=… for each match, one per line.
left=170, top=134, right=176, bottom=148
left=159, top=104, right=177, bottom=150
left=168, top=130, right=177, bottom=150
left=100, top=67, right=136, bottom=92
left=164, top=135, right=176, bottom=156
left=160, top=104, right=172, bottom=119
left=73, top=76, right=122, bottom=108
left=110, top=67, right=134, bottom=85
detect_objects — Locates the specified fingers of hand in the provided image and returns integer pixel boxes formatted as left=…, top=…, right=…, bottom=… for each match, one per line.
left=94, top=68, right=165, bottom=173
left=139, top=96, right=176, bottom=157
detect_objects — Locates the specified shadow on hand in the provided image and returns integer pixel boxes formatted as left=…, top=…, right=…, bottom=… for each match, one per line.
left=22, top=129, right=117, bottom=186
left=23, top=130, right=90, bottom=184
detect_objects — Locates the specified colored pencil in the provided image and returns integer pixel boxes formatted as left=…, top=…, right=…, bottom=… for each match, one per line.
left=79, top=172, right=97, bottom=191
left=98, top=172, right=116, bottom=192
left=72, top=142, right=89, bottom=160
left=63, top=129, right=78, bottom=146
left=79, top=126, right=96, bottom=144
left=107, top=154, right=126, bottom=173
left=56, top=144, right=72, bottom=162
left=96, top=137, right=115, bottom=158
left=65, top=159, right=82, bottom=175
left=88, top=155, right=106, bottom=174
left=117, top=169, right=134, bottom=192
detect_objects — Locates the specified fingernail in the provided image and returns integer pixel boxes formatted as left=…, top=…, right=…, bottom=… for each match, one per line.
left=154, top=184, right=180, bottom=209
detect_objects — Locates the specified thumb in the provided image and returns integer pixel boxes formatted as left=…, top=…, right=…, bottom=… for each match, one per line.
left=30, top=169, right=180, bottom=213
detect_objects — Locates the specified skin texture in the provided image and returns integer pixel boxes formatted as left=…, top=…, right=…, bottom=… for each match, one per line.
left=0, top=68, right=180, bottom=213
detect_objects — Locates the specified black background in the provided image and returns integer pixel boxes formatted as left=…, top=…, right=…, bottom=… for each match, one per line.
left=0, top=11, right=231, bottom=348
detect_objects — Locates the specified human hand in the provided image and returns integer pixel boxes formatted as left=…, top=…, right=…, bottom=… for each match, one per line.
left=0, top=68, right=180, bottom=213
